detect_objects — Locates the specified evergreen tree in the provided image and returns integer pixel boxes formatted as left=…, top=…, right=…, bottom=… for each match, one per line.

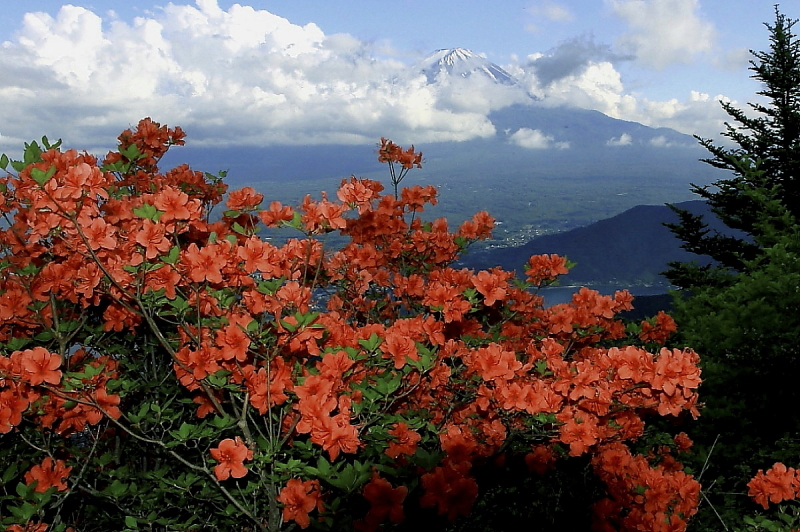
left=665, top=6, right=800, bottom=289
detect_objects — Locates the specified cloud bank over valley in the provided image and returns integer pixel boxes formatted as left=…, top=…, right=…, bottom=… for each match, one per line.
left=0, top=0, right=752, bottom=152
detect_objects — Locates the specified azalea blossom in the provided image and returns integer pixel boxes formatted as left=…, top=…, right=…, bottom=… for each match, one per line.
left=210, top=437, right=253, bottom=481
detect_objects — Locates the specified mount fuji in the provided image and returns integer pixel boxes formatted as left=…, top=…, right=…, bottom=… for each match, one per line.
left=162, top=46, right=724, bottom=257
left=414, top=48, right=519, bottom=86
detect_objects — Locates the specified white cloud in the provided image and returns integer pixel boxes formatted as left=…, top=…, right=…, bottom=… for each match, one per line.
left=515, top=60, right=638, bottom=116
left=608, top=0, right=716, bottom=69
left=527, top=1, right=573, bottom=22
left=505, top=56, right=733, bottom=139
left=509, top=128, right=569, bottom=149
left=607, top=133, right=632, bottom=146
left=0, top=0, right=741, bottom=153
left=524, top=1, right=573, bottom=33
left=0, top=0, right=517, bottom=151
left=649, top=135, right=672, bottom=147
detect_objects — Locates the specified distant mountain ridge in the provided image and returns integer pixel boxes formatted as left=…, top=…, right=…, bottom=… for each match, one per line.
left=459, top=200, right=737, bottom=287
left=161, top=48, right=724, bottom=246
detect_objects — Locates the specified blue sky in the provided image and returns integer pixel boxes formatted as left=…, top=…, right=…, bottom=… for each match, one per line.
left=0, top=0, right=794, bottom=152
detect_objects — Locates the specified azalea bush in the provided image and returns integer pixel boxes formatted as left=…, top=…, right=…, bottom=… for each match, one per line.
left=0, top=118, right=703, bottom=532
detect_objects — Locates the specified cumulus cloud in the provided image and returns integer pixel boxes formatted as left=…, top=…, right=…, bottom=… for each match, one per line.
left=527, top=34, right=632, bottom=86
left=607, top=133, right=632, bottom=146
left=649, top=135, right=673, bottom=147
left=512, top=59, right=635, bottom=114
left=509, top=128, right=569, bottom=149
left=525, top=1, right=573, bottom=33
left=0, top=1, right=519, bottom=150
left=608, top=0, right=716, bottom=69
left=0, top=0, right=741, bottom=152
left=505, top=54, right=732, bottom=140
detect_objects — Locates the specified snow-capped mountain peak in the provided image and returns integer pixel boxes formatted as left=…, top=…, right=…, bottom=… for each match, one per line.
left=415, top=48, right=517, bottom=85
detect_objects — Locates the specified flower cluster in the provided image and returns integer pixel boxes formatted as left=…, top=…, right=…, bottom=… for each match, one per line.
left=0, top=121, right=703, bottom=532
left=748, top=463, right=800, bottom=509
left=592, top=442, right=700, bottom=532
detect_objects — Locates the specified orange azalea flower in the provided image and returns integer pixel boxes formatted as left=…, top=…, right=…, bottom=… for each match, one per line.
left=468, top=344, right=521, bottom=383
left=400, top=185, right=437, bottom=211
left=5, top=523, right=48, bottom=532
left=471, top=269, right=508, bottom=306
left=362, top=472, right=408, bottom=525
left=310, top=412, right=361, bottom=461
left=419, top=462, right=478, bottom=522
left=277, top=478, right=322, bottom=529
left=673, top=432, right=693, bottom=453
left=236, top=236, right=281, bottom=276
left=457, top=211, right=495, bottom=240
left=24, top=456, right=72, bottom=493
left=496, top=381, right=532, bottom=411
left=80, top=217, right=117, bottom=251
left=386, top=422, right=421, bottom=459
left=0, top=386, right=31, bottom=434
left=557, top=410, right=600, bottom=457
left=0, top=285, right=34, bottom=321
left=382, top=331, right=419, bottom=369
left=525, top=254, right=569, bottom=285
left=639, top=311, right=678, bottom=344
left=214, top=317, right=251, bottom=362
left=210, top=437, right=253, bottom=480
left=525, top=445, right=557, bottom=475
left=548, top=305, right=575, bottom=334
left=226, top=187, right=263, bottom=211
left=135, top=219, right=171, bottom=260
left=183, top=243, right=228, bottom=284
left=377, top=138, right=423, bottom=169
left=337, top=176, right=381, bottom=213
left=153, top=187, right=193, bottom=223
left=91, top=386, right=122, bottom=420
left=245, top=359, right=293, bottom=413
left=748, top=463, right=798, bottom=509
left=258, top=200, right=294, bottom=227
left=20, top=348, right=62, bottom=386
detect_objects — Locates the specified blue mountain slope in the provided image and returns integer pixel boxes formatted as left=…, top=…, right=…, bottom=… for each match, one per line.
left=458, top=200, right=739, bottom=287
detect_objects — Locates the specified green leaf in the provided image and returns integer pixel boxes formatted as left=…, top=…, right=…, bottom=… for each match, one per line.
left=133, top=203, right=162, bottom=222
left=2, top=463, right=19, bottom=483
left=23, top=141, right=43, bottom=165
left=285, top=211, right=303, bottom=230
left=316, top=456, right=332, bottom=475
left=124, top=516, right=138, bottom=529
left=161, top=246, right=180, bottom=265
left=120, top=144, right=143, bottom=161
left=358, top=333, right=383, bottom=352
left=106, top=479, right=129, bottom=498
left=9, top=501, right=38, bottom=522
left=5, top=336, right=30, bottom=351
left=16, top=481, right=33, bottom=498
left=205, top=370, right=230, bottom=388
left=30, top=165, right=56, bottom=186
left=0, top=153, right=8, bottom=170
left=257, top=278, right=283, bottom=295
left=170, top=296, right=189, bottom=312
left=41, top=136, right=62, bottom=151
left=175, top=422, right=196, bottom=440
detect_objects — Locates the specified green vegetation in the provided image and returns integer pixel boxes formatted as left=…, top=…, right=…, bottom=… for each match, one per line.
left=664, top=7, right=800, bottom=531
left=666, top=6, right=800, bottom=290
